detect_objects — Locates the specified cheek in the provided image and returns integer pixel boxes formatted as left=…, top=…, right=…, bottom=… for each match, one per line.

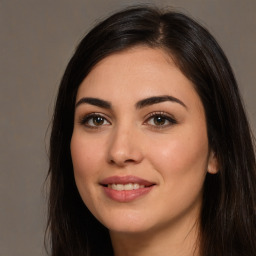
left=147, top=131, right=209, bottom=217
left=148, top=130, right=209, bottom=180
left=70, top=134, right=106, bottom=212
left=70, top=134, right=105, bottom=188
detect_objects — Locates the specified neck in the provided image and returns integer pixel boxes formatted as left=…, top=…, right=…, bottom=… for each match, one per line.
left=110, top=218, right=200, bottom=256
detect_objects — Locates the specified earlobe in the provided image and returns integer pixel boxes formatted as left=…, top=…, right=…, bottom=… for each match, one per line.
left=207, top=150, right=219, bottom=174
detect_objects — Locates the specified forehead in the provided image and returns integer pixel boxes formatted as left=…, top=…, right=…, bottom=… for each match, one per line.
left=80, top=46, right=175, bottom=89
left=76, top=46, right=201, bottom=110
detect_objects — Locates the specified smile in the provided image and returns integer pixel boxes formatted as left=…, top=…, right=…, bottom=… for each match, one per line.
left=108, top=183, right=145, bottom=191
left=100, top=176, right=155, bottom=202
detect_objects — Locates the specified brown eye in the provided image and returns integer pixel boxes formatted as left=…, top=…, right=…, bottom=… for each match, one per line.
left=153, top=116, right=166, bottom=126
left=80, top=114, right=111, bottom=128
left=145, top=113, right=177, bottom=128
left=93, top=116, right=104, bottom=126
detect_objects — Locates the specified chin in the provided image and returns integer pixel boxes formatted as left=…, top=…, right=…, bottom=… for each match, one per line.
left=108, top=224, right=153, bottom=235
left=98, top=211, right=153, bottom=234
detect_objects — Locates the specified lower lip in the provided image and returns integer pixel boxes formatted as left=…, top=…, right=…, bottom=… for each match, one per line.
left=102, top=186, right=154, bottom=202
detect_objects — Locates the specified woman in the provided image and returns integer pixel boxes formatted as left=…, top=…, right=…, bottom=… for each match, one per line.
left=46, top=6, right=256, bottom=256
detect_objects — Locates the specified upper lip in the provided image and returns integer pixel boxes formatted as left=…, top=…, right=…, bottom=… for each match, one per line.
left=100, top=175, right=155, bottom=187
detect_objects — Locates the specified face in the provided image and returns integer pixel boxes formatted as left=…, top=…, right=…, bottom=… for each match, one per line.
left=71, top=47, right=218, bottom=236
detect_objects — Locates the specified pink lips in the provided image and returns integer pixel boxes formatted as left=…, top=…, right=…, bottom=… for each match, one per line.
left=100, top=175, right=155, bottom=203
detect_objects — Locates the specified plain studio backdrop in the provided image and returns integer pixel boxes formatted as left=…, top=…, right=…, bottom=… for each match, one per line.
left=0, top=0, right=255, bottom=255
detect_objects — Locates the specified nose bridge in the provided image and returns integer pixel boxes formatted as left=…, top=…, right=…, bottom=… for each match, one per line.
left=107, top=120, right=143, bottom=166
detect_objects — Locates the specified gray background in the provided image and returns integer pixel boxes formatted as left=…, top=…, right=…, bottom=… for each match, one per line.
left=0, top=0, right=255, bottom=255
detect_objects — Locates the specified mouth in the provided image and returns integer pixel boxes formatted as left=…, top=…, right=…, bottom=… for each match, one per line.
left=100, top=175, right=155, bottom=189
left=100, top=176, right=155, bottom=202
left=106, top=183, right=149, bottom=191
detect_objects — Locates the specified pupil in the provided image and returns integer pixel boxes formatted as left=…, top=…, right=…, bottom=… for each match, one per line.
left=93, top=117, right=104, bottom=125
left=154, top=116, right=165, bottom=125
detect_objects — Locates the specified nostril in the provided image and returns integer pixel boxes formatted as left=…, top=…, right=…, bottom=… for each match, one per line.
left=110, top=160, right=115, bottom=164
left=124, top=159, right=135, bottom=163
left=109, top=158, right=136, bottom=165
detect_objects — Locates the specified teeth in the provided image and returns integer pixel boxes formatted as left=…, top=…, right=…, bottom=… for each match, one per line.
left=108, top=183, right=145, bottom=191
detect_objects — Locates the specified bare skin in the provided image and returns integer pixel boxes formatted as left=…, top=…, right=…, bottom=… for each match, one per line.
left=71, top=46, right=218, bottom=256
left=110, top=211, right=200, bottom=256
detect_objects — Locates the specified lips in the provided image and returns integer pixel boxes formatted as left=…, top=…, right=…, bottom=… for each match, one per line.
left=100, top=175, right=154, bottom=187
left=100, top=175, right=155, bottom=202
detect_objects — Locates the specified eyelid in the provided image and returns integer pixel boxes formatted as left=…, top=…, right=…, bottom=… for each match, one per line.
left=78, top=112, right=112, bottom=128
left=143, top=111, right=177, bottom=128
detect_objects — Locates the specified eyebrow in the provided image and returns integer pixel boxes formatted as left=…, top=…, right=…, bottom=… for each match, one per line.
left=135, top=95, right=187, bottom=109
left=75, top=97, right=111, bottom=109
left=75, top=95, right=187, bottom=110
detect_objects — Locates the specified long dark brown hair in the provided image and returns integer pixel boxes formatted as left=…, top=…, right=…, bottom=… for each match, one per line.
left=46, top=6, right=256, bottom=256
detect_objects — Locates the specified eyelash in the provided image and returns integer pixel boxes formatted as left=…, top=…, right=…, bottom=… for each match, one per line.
left=79, top=113, right=111, bottom=129
left=144, top=112, right=177, bottom=129
left=79, top=112, right=177, bottom=129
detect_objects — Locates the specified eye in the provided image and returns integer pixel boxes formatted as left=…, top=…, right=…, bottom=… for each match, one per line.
left=79, top=113, right=111, bottom=128
left=145, top=112, right=177, bottom=128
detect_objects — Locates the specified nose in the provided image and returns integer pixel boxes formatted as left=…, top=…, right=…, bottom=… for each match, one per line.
left=107, top=125, right=144, bottom=167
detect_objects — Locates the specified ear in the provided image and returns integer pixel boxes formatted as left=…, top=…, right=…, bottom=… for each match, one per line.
left=207, top=150, right=219, bottom=174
